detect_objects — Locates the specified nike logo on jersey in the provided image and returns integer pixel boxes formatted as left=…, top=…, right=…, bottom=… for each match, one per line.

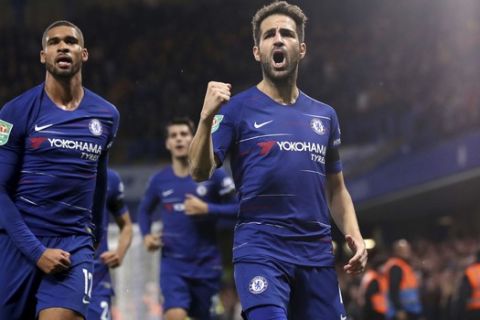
left=82, top=297, right=90, bottom=304
left=253, top=120, right=273, bottom=129
left=162, top=189, right=174, bottom=197
left=34, top=124, right=54, bottom=132
left=340, top=315, right=347, bottom=320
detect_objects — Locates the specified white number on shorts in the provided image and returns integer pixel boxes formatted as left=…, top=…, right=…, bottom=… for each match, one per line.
left=82, top=268, right=93, bottom=299
left=100, top=300, right=110, bottom=320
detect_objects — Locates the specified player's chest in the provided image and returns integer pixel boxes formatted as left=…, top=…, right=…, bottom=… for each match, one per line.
left=159, top=179, right=215, bottom=202
left=26, top=112, right=110, bottom=162
left=237, top=109, right=332, bottom=158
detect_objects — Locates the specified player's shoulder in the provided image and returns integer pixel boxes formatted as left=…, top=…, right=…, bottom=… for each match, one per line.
left=301, top=91, right=338, bottom=116
left=83, top=88, right=119, bottom=117
left=150, top=165, right=173, bottom=182
left=1, top=84, right=43, bottom=114
left=221, top=86, right=258, bottom=113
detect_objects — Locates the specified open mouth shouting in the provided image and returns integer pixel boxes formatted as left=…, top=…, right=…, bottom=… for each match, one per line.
left=272, top=49, right=287, bottom=69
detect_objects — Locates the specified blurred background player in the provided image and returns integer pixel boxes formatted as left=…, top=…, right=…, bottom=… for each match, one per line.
left=138, top=117, right=238, bottom=320
left=188, top=2, right=367, bottom=319
left=384, top=239, right=423, bottom=320
left=452, top=250, right=480, bottom=320
left=0, top=20, right=119, bottom=320
left=358, top=251, right=388, bottom=320
left=88, top=168, right=133, bottom=320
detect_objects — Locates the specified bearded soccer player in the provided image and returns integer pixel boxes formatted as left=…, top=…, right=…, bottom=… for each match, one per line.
left=188, top=2, right=367, bottom=319
left=0, top=21, right=119, bottom=320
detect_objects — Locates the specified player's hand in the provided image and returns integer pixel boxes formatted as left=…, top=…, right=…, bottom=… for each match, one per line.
left=100, top=250, right=122, bottom=268
left=343, top=234, right=368, bottom=275
left=36, top=248, right=71, bottom=274
left=184, top=194, right=208, bottom=216
left=143, top=234, right=162, bottom=252
left=200, top=81, right=232, bottom=121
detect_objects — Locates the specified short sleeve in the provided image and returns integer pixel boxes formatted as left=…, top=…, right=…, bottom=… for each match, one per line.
left=325, top=109, right=343, bottom=174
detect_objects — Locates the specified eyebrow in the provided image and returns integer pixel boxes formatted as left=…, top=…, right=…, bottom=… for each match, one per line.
left=263, top=27, right=296, bottom=37
left=47, top=35, right=79, bottom=44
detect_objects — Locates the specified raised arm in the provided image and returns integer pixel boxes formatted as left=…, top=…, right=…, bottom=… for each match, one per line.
left=189, top=81, right=231, bottom=181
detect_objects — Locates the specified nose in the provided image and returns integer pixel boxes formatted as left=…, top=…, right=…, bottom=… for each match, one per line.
left=57, top=41, right=70, bottom=52
left=273, top=31, right=284, bottom=46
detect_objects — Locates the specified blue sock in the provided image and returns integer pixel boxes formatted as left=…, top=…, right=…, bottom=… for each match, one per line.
left=246, top=305, right=287, bottom=320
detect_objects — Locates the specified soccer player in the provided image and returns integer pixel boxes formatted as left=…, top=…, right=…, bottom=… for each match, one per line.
left=0, top=20, right=119, bottom=320
left=87, top=168, right=133, bottom=320
left=138, top=118, right=238, bottom=320
left=188, top=2, right=367, bottom=319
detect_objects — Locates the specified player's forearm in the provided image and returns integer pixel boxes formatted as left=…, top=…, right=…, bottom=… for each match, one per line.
left=330, top=187, right=362, bottom=240
left=116, top=219, right=133, bottom=261
left=188, top=118, right=216, bottom=181
left=92, top=155, right=108, bottom=244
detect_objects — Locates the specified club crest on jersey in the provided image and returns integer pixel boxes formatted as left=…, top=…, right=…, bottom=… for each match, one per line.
left=196, top=184, right=207, bottom=196
left=249, top=276, right=268, bottom=294
left=89, top=119, right=103, bottom=136
left=310, top=118, right=325, bottom=135
left=0, top=120, right=13, bottom=145
left=211, top=115, right=224, bottom=134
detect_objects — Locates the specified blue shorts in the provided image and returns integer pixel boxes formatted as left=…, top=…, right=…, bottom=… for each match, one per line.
left=160, top=270, right=220, bottom=320
left=0, top=233, right=94, bottom=320
left=234, top=258, right=346, bottom=320
left=87, top=292, right=112, bottom=320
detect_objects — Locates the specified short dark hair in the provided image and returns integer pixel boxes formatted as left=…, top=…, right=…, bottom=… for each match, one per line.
left=42, top=20, right=84, bottom=48
left=251, top=1, right=307, bottom=46
left=165, top=117, right=196, bottom=137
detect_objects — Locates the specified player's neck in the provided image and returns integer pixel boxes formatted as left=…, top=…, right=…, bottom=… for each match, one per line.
left=257, top=79, right=299, bottom=105
left=171, top=157, right=189, bottom=177
left=44, top=72, right=84, bottom=111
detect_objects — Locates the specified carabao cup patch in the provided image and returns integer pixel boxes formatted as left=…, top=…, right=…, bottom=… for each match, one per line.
left=249, top=276, right=268, bottom=294
left=211, top=115, right=224, bottom=133
left=0, top=120, right=13, bottom=146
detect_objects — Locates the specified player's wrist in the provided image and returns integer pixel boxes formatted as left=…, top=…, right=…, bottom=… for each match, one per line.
left=199, top=112, right=215, bottom=123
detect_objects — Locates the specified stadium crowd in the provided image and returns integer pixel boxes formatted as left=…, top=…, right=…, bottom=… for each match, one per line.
left=1, top=0, right=479, bottom=164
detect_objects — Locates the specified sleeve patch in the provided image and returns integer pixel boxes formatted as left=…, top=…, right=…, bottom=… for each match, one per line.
left=0, top=119, right=13, bottom=145
left=211, top=115, right=224, bottom=134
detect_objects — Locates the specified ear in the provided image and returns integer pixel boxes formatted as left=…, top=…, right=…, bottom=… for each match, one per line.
left=253, top=46, right=260, bottom=62
left=40, top=50, right=46, bottom=64
left=82, top=48, right=89, bottom=63
left=165, top=138, right=171, bottom=152
left=299, top=42, right=306, bottom=60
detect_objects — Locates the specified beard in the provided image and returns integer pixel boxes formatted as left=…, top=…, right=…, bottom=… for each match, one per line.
left=260, top=53, right=299, bottom=85
left=45, top=60, right=82, bottom=79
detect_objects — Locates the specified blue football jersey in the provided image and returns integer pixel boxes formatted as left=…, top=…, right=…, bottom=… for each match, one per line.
left=92, top=168, right=129, bottom=295
left=212, top=86, right=342, bottom=267
left=138, top=166, right=236, bottom=278
left=0, top=83, right=119, bottom=239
